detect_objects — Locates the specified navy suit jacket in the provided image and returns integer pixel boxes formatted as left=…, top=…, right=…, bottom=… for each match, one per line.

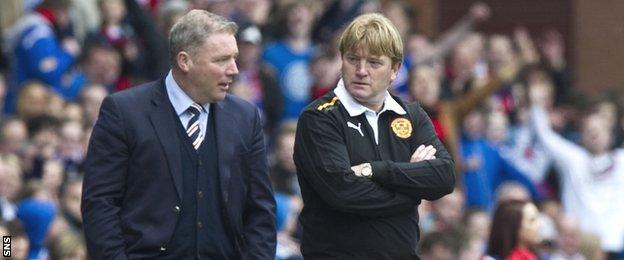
left=82, top=79, right=276, bottom=259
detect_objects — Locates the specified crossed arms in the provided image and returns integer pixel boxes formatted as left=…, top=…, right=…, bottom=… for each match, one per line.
left=294, top=104, right=455, bottom=217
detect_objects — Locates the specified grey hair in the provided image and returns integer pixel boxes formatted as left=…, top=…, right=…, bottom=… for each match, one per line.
left=168, top=9, right=238, bottom=67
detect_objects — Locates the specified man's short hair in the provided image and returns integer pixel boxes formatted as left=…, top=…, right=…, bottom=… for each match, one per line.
left=168, top=9, right=238, bottom=67
left=338, top=13, right=403, bottom=66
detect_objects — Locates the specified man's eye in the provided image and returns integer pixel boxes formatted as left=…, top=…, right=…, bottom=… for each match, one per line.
left=215, top=57, right=231, bottom=63
left=369, top=61, right=382, bottom=67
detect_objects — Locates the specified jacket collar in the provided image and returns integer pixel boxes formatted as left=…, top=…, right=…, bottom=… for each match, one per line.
left=333, top=78, right=406, bottom=117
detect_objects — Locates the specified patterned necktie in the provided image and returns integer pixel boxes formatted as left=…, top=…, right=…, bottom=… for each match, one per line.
left=186, top=103, right=204, bottom=150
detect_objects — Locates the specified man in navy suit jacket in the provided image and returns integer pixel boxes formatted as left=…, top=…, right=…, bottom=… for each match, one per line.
left=81, top=10, right=276, bottom=259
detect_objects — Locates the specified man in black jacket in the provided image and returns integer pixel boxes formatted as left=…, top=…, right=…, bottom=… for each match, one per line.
left=294, top=13, right=455, bottom=259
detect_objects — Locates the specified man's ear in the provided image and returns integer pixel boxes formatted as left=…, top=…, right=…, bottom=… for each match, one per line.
left=390, top=62, right=402, bottom=82
left=177, top=51, right=192, bottom=72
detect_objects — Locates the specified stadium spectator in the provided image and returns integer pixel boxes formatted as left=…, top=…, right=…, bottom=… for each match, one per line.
left=487, top=200, right=541, bottom=260
left=4, top=0, right=85, bottom=105
left=262, top=0, right=317, bottom=120
left=530, top=79, right=624, bottom=258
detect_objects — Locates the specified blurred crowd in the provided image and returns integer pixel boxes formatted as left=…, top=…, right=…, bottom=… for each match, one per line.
left=0, top=0, right=623, bottom=259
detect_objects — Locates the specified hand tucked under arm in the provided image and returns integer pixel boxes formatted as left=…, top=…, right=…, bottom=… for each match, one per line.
left=351, top=144, right=437, bottom=177
left=411, top=145, right=437, bottom=162
left=365, top=105, right=455, bottom=201
left=294, top=111, right=417, bottom=217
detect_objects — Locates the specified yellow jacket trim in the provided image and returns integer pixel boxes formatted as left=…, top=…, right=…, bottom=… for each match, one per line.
left=317, top=96, right=339, bottom=111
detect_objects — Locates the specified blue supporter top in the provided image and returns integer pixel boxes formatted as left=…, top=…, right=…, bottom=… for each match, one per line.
left=261, top=41, right=315, bottom=120
left=461, top=136, right=541, bottom=211
left=390, top=56, right=411, bottom=100
left=273, top=192, right=291, bottom=232
left=16, top=199, right=56, bottom=260
left=5, top=12, right=85, bottom=105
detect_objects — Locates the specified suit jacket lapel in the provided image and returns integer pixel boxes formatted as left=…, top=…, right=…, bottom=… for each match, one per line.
left=149, top=80, right=183, bottom=201
left=213, top=100, right=233, bottom=204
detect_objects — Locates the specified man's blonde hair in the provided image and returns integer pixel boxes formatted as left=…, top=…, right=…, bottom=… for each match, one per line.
left=338, top=13, right=403, bottom=65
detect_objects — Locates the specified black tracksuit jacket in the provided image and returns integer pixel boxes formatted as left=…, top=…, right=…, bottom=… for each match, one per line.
left=294, top=91, right=455, bottom=259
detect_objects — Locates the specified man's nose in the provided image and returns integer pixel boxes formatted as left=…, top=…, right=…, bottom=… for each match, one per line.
left=355, top=61, right=368, bottom=77
left=227, top=60, right=239, bottom=75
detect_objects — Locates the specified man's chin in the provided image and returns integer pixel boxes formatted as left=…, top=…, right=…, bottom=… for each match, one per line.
left=347, top=89, right=369, bottom=100
left=201, top=92, right=227, bottom=103
left=213, top=94, right=227, bottom=102
left=351, top=95, right=371, bottom=105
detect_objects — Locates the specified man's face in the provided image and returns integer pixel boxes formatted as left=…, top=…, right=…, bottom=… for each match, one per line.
left=409, top=66, right=440, bottom=108
left=341, top=47, right=399, bottom=106
left=462, top=111, right=484, bottom=139
left=277, top=133, right=296, bottom=171
left=42, top=160, right=64, bottom=189
left=20, top=85, right=48, bottom=118
left=82, top=85, right=107, bottom=123
left=557, top=217, right=581, bottom=255
left=84, top=48, right=121, bottom=85
left=100, top=0, right=126, bottom=24
left=2, top=121, right=27, bottom=153
left=486, top=111, right=509, bottom=143
left=287, top=4, right=313, bottom=38
left=0, top=163, right=22, bottom=201
left=582, top=114, right=612, bottom=154
left=187, top=33, right=239, bottom=103
left=433, top=192, right=464, bottom=226
left=488, top=36, right=514, bottom=66
left=55, top=9, right=72, bottom=28
left=11, top=236, right=28, bottom=260
left=237, top=42, right=260, bottom=68
left=63, top=181, right=83, bottom=222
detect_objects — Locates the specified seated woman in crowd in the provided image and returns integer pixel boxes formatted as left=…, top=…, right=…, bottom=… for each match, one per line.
left=486, top=200, right=541, bottom=260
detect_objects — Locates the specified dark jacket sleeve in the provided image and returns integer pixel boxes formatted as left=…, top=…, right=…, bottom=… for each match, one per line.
left=242, top=108, right=277, bottom=259
left=549, top=67, right=571, bottom=106
left=124, top=0, right=169, bottom=80
left=370, top=104, right=455, bottom=201
left=81, top=96, right=129, bottom=260
left=294, top=110, right=416, bottom=217
left=259, top=65, right=283, bottom=135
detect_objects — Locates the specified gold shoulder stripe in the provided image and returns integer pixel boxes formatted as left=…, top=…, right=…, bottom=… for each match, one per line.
left=317, top=96, right=339, bottom=111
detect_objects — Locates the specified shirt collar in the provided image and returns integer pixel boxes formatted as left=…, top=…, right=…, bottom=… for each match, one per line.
left=333, top=78, right=406, bottom=117
left=165, top=70, right=210, bottom=116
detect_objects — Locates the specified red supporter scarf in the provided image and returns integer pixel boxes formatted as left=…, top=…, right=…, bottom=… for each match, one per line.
left=36, top=7, right=57, bottom=25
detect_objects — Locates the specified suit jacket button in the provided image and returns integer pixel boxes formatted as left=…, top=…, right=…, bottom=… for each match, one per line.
left=160, top=246, right=167, bottom=251
left=173, top=206, right=180, bottom=213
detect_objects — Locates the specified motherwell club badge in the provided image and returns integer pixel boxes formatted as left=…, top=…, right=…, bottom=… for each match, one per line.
left=391, top=118, right=412, bottom=139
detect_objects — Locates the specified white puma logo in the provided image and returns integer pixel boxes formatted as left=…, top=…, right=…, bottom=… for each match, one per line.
left=347, top=121, right=364, bottom=136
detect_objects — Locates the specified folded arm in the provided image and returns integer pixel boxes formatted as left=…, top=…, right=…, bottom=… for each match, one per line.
left=294, top=111, right=417, bottom=217
left=369, top=105, right=456, bottom=200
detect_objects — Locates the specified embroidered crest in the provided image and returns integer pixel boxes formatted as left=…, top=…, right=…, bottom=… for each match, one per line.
left=391, top=118, right=412, bottom=139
